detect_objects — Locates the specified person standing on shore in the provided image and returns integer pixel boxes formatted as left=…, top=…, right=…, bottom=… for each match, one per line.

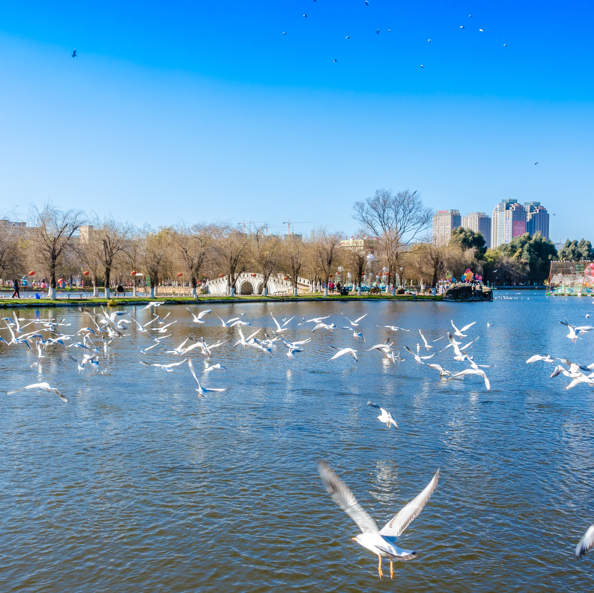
left=12, top=279, right=20, bottom=299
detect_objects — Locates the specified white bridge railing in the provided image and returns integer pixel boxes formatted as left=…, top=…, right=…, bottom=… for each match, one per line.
left=206, top=273, right=311, bottom=295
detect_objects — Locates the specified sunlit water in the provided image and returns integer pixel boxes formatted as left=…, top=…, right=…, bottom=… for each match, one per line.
left=1, top=290, right=593, bottom=592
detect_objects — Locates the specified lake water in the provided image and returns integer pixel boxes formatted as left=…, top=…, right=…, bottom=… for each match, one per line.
left=1, top=290, right=593, bottom=592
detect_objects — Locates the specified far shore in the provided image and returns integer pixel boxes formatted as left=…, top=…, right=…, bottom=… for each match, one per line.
left=0, top=293, right=457, bottom=309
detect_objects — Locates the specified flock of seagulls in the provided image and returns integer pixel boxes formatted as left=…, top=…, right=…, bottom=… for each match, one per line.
left=2, top=301, right=594, bottom=574
left=281, top=4, right=507, bottom=67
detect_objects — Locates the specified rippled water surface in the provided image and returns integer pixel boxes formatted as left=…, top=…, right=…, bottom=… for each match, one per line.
left=1, top=291, right=594, bottom=592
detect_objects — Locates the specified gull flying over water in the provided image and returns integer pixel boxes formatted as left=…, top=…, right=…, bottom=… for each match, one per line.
left=186, top=308, right=212, bottom=324
left=342, top=313, right=368, bottom=327
left=450, top=320, right=476, bottom=338
left=7, top=382, right=68, bottom=403
left=370, top=403, right=398, bottom=428
left=576, top=525, right=594, bottom=558
left=318, top=461, right=439, bottom=579
left=140, top=358, right=187, bottom=372
left=329, top=347, right=358, bottom=362
left=189, top=359, right=226, bottom=396
left=404, top=345, right=435, bottom=364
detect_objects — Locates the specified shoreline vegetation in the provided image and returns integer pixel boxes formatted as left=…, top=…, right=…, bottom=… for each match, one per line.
left=0, top=294, right=449, bottom=309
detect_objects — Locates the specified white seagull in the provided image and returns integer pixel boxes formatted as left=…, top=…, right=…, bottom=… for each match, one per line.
left=140, top=358, right=187, bottom=372
left=186, top=308, right=212, bottom=324
left=329, top=347, right=358, bottom=362
left=419, top=330, right=432, bottom=350
left=7, top=382, right=68, bottom=403
left=188, top=359, right=226, bottom=396
left=376, top=407, right=398, bottom=429
left=318, top=461, right=439, bottom=579
left=576, top=525, right=594, bottom=558
left=450, top=320, right=476, bottom=338
left=342, top=313, right=368, bottom=327
left=271, top=313, right=295, bottom=334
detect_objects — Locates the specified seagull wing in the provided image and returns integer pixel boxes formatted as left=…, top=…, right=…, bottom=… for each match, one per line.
left=318, top=461, right=380, bottom=535
left=197, top=309, right=212, bottom=320
left=380, top=468, right=440, bottom=537
left=271, top=314, right=282, bottom=332
left=354, top=314, right=368, bottom=324
left=576, top=525, right=594, bottom=558
left=188, top=359, right=200, bottom=385
left=460, top=321, right=476, bottom=333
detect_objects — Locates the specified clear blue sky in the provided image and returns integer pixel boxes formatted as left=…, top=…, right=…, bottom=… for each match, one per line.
left=0, top=0, right=592, bottom=242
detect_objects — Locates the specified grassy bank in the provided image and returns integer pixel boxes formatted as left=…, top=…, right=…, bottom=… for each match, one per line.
left=0, top=294, right=445, bottom=308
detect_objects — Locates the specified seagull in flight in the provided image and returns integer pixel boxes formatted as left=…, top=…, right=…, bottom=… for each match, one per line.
left=342, top=313, right=368, bottom=327
left=377, top=325, right=410, bottom=332
left=140, top=358, right=187, bottom=372
left=72, top=49, right=77, bottom=57
left=186, top=308, right=212, bottom=324
left=576, top=525, right=594, bottom=558
left=318, top=461, right=439, bottom=579
left=376, top=407, right=398, bottom=428
left=139, top=302, right=165, bottom=312
left=271, top=313, right=294, bottom=334
left=418, top=330, right=432, bottom=350
left=404, top=346, right=435, bottom=364
left=450, top=320, right=476, bottom=338
left=189, top=360, right=226, bottom=397
left=7, top=382, right=68, bottom=403
left=329, top=347, right=358, bottom=362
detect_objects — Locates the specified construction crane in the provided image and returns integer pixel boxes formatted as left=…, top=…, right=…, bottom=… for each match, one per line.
left=282, top=220, right=315, bottom=235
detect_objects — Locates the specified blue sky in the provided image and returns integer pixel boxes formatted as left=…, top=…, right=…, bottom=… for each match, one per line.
left=0, top=0, right=592, bottom=242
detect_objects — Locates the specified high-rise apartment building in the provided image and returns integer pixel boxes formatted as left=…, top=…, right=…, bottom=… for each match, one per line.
left=524, top=201, right=550, bottom=240
left=491, top=199, right=527, bottom=249
left=461, top=212, right=492, bottom=249
left=432, top=210, right=461, bottom=246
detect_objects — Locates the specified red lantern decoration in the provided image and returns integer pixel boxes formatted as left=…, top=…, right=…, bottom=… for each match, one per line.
left=329, top=274, right=333, bottom=278
left=252, top=273, right=257, bottom=277
left=177, top=272, right=183, bottom=277
left=130, top=270, right=137, bottom=276
left=283, top=276, right=289, bottom=280
left=219, top=274, right=225, bottom=278
left=83, top=271, right=90, bottom=276
left=28, top=271, right=35, bottom=276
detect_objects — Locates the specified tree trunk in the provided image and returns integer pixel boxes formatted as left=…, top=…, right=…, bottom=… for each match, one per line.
left=150, top=286, right=155, bottom=298
left=324, top=281, right=328, bottom=297
left=133, top=282, right=137, bottom=297
left=105, top=287, right=110, bottom=298
left=263, top=286, right=268, bottom=296
left=93, top=281, right=98, bottom=297
left=48, top=286, right=56, bottom=299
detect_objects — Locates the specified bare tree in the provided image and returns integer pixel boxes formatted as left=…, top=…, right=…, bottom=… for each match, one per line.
left=342, top=239, right=368, bottom=295
left=211, top=226, right=250, bottom=296
left=122, top=228, right=144, bottom=296
left=353, top=189, right=432, bottom=295
left=308, top=229, right=342, bottom=297
left=252, top=229, right=281, bottom=296
left=29, top=203, right=85, bottom=299
left=280, top=234, right=305, bottom=296
left=141, top=227, right=173, bottom=298
left=77, top=229, right=103, bottom=297
left=0, top=221, right=24, bottom=281
left=174, top=224, right=218, bottom=298
left=93, top=218, right=132, bottom=298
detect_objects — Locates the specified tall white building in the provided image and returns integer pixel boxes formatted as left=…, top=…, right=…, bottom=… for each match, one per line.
left=432, top=210, right=461, bottom=246
left=461, top=212, right=492, bottom=249
left=491, top=199, right=527, bottom=249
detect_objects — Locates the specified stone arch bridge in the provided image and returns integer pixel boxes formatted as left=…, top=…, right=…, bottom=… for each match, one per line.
left=207, top=273, right=310, bottom=296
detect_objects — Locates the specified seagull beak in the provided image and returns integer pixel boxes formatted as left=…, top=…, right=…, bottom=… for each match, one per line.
left=351, top=537, right=357, bottom=542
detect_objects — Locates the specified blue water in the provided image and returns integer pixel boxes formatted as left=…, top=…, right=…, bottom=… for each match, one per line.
left=0, top=290, right=593, bottom=592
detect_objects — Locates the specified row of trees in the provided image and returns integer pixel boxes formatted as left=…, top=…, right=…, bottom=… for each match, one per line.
left=0, top=197, right=590, bottom=296
left=0, top=191, right=436, bottom=298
